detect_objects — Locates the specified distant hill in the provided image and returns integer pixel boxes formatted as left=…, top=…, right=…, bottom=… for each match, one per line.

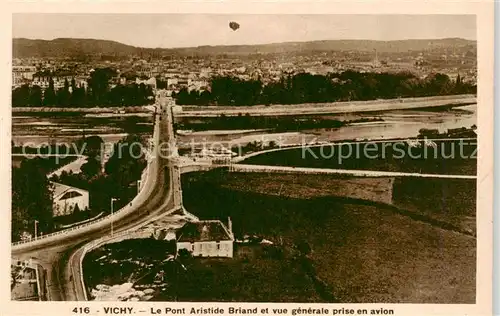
left=13, top=38, right=140, bottom=58
left=13, top=37, right=476, bottom=58
left=176, top=38, right=476, bottom=55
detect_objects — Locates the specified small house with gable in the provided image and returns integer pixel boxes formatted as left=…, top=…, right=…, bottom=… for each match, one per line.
left=51, top=182, right=89, bottom=217
left=176, top=218, right=234, bottom=258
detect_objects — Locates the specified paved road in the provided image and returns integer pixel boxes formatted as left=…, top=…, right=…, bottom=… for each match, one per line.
left=11, top=96, right=178, bottom=301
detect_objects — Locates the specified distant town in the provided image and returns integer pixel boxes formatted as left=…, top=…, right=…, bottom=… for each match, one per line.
left=12, top=38, right=477, bottom=108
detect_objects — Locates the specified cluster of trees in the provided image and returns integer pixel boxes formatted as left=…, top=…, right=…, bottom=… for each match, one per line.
left=174, top=71, right=476, bottom=106
left=104, top=82, right=155, bottom=107
left=12, top=68, right=155, bottom=107
left=12, top=158, right=54, bottom=241
left=51, top=134, right=147, bottom=213
left=11, top=134, right=148, bottom=241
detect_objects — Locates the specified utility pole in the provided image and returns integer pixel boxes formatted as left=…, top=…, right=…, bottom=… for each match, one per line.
left=34, top=220, right=39, bottom=241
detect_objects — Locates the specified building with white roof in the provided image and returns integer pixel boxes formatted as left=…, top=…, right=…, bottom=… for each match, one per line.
left=51, top=182, right=89, bottom=217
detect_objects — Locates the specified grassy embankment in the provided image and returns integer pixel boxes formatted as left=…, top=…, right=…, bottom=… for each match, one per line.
left=176, top=170, right=475, bottom=303
left=81, top=170, right=476, bottom=303
left=242, top=139, right=477, bottom=176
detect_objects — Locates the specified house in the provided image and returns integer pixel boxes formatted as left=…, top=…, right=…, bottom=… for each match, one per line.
left=187, top=79, right=209, bottom=92
left=135, top=77, right=157, bottom=89
left=51, top=182, right=89, bottom=217
left=176, top=219, right=234, bottom=258
left=31, top=75, right=74, bottom=90
left=12, top=65, right=36, bottom=87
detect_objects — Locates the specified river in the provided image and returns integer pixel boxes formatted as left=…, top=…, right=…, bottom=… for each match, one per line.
left=176, top=104, right=477, bottom=149
left=12, top=113, right=153, bottom=147
left=307, top=104, right=476, bottom=142
left=11, top=103, right=476, bottom=148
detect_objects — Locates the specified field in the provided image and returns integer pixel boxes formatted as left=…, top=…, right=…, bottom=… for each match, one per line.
left=392, top=177, right=476, bottom=234
left=155, top=251, right=323, bottom=302
left=179, top=171, right=475, bottom=303
left=196, top=172, right=476, bottom=235
left=81, top=170, right=476, bottom=303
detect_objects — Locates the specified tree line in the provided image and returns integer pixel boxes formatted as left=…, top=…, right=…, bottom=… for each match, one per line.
left=173, top=71, right=476, bottom=106
left=12, top=68, right=155, bottom=107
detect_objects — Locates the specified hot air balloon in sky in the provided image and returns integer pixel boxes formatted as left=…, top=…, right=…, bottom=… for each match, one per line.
left=229, top=21, right=240, bottom=31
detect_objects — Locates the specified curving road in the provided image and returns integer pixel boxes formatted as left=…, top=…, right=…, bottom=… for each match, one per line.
left=11, top=95, right=178, bottom=301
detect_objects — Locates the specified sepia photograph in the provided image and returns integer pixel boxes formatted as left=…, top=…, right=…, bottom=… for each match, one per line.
left=6, top=10, right=492, bottom=312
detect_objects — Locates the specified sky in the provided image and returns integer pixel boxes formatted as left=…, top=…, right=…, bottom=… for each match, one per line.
left=13, top=14, right=476, bottom=48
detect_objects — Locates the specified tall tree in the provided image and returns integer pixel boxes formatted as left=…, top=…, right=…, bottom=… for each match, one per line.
left=81, top=158, right=101, bottom=179
left=29, top=85, right=43, bottom=107
left=43, top=78, right=56, bottom=106
left=11, top=85, right=31, bottom=107
left=454, top=73, right=463, bottom=94
left=69, top=78, right=77, bottom=106
left=11, top=158, right=54, bottom=240
left=72, top=87, right=86, bottom=107
left=88, top=68, right=116, bottom=106
left=56, top=79, right=70, bottom=106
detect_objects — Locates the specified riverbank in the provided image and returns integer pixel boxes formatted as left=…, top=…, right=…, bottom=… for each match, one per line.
left=12, top=105, right=153, bottom=114
left=242, top=139, right=477, bottom=176
left=176, top=94, right=476, bottom=117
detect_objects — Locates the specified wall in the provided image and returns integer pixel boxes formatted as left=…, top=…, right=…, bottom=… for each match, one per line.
left=179, top=164, right=218, bottom=174
left=177, top=240, right=233, bottom=258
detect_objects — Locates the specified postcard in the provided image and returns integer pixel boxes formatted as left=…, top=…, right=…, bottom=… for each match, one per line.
left=2, top=1, right=494, bottom=316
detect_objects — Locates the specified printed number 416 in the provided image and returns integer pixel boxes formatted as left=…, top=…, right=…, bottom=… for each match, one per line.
left=73, top=307, right=90, bottom=314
